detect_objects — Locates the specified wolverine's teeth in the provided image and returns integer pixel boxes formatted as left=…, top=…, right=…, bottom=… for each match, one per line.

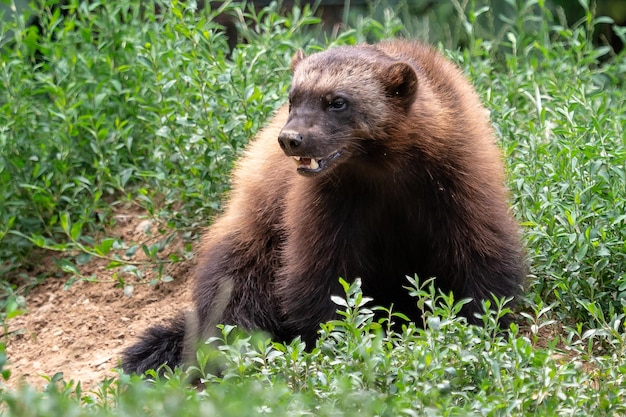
left=292, top=156, right=321, bottom=170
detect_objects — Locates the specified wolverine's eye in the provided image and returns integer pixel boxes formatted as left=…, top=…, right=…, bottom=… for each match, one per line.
left=328, top=98, right=347, bottom=112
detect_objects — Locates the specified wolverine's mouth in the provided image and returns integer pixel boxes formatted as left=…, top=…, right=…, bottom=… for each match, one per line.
left=292, top=150, right=344, bottom=176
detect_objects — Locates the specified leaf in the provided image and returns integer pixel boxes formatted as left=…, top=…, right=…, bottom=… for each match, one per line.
left=338, top=277, right=350, bottom=294
left=330, top=295, right=348, bottom=308
left=6, top=308, right=25, bottom=320
left=123, top=285, right=135, bottom=297
left=125, top=245, right=139, bottom=258
left=106, top=260, right=125, bottom=269
left=31, top=234, right=47, bottom=248
left=60, top=212, right=71, bottom=234
left=70, top=222, right=82, bottom=241
left=58, top=259, right=80, bottom=275
left=76, top=252, right=93, bottom=265
left=49, top=372, right=65, bottom=385
left=95, top=238, right=115, bottom=256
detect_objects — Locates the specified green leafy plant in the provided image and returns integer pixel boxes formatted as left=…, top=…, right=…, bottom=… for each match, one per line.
left=0, top=0, right=319, bottom=287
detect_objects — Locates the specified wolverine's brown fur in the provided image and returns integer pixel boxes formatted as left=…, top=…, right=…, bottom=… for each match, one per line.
left=122, top=40, right=525, bottom=374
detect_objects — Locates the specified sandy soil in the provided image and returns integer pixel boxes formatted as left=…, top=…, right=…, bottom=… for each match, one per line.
left=3, top=208, right=197, bottom=391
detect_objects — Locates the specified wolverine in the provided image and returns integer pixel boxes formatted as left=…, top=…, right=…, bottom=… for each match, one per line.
left=122, top=40, right=525, bottom=375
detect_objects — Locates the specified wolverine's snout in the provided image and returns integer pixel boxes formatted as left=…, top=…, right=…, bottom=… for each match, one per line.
left=278, top=130, right=303, bottom=155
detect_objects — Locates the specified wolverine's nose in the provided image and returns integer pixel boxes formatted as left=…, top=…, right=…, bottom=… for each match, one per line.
left=278, top=130, right=302, bottom=154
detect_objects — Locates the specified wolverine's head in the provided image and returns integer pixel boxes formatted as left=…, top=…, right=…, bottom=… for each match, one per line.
left=277, top=45, right=419, bottom=177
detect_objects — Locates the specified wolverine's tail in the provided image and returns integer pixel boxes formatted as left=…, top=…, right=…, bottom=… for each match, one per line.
left=121, top=314, right=186, bottom=375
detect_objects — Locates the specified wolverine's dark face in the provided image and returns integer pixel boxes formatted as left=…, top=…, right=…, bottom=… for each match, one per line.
left=277, top=46, right=418, bottom=177
left=277, top=88, right=357, bottom=176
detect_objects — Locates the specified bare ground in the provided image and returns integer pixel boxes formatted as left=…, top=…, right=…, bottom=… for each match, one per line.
left=3, top=208, right=197, bottom=390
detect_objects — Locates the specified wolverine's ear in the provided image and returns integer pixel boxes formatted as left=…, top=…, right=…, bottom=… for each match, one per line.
left=385, top=62, right=418, bottom=109
left=290, top=49, right=306, bottom=72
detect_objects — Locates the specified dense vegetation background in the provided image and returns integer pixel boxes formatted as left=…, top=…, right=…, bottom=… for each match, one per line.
left=0, top=0, right=625, bottom=415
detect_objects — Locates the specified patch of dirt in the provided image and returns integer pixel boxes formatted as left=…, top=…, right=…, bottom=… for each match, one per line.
left=3, top=207, right=198, bottom=391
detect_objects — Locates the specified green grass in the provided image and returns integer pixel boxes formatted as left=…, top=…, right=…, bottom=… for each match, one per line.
left=1, top=0, right=626, bottom=415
